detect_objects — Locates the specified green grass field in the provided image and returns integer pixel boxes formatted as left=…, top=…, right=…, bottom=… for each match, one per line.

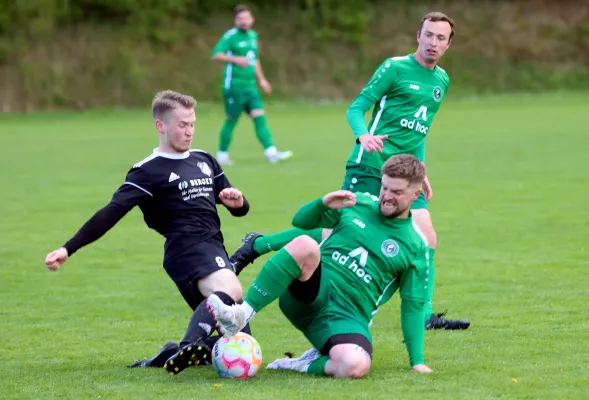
left=1, top=93, right=588, bottom=399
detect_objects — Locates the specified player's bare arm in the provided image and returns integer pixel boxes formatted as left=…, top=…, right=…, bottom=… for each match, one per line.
left=255, top=61, right=271, bottom=94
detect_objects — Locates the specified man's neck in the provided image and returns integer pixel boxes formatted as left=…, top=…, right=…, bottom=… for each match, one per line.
left=157, top=144, right=184, bottom=155
left=412, top=51, right=437, bottom=70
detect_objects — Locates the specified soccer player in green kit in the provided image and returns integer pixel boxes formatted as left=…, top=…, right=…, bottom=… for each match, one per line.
left=229, top=12, right=469, bottom=331
left=211, top=4, right=292, bottom=165
left=209, top=155, right=433, bottom=377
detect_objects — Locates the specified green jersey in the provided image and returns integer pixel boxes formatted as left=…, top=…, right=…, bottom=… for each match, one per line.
left=211, top=27, right=259, bottom=89
left=346, top=54, right=450, bottom=169
left=292, top=192, right=429, bottom=324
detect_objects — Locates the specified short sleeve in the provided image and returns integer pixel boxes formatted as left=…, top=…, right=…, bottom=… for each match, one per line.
left=210, top=156, right=232, bottom=204
left=359, top=60, right=397, bottom=103
left=111, top=167, right=154, bottom=209
left=399, top=244, right=429, bottom=303
left=211, top=31, right=232, bottom=56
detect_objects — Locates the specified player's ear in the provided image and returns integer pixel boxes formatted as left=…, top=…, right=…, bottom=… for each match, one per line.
left=155, top=119, right=165, bottom=134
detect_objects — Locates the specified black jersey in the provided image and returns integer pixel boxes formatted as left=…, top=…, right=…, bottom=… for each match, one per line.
left=63, top=148, right=249, bottom=261
left=111, top=148, right=237, bottom=239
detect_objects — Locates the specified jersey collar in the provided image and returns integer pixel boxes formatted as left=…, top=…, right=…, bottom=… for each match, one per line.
left=152, top=147, right=190, bottom=159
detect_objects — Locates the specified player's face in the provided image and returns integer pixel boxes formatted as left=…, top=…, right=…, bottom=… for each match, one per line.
left=159, top=107, right=195, bottom=153
left=235, top=11, right=254, bottom=31
left=416, top=19, right=452, bottom=64
left=379, top=176, right=421, bottom=218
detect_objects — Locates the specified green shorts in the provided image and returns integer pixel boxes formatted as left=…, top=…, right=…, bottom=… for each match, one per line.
left=278, top=265, right=372, bottom=353
left=341, top=164, right=428, bottom=210
left=223, top=87, right=264, bottom=119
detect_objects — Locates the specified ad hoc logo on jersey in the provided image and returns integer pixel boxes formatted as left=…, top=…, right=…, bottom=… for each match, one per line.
left=381, top=239, right=400, bottom=258
left=399, top=105, right=429, bottom=135
left=332, top=248, right=373, bottom=284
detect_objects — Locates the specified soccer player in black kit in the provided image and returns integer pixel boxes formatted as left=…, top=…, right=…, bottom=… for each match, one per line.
left=44, top=90, right=252, bottom=375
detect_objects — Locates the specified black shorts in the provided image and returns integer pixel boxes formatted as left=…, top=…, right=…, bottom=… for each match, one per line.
left=164, top=235, right=232, bottom=310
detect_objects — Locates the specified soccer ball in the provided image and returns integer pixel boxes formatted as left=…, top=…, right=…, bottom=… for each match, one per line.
left=212, top=332, right=263, bottom=379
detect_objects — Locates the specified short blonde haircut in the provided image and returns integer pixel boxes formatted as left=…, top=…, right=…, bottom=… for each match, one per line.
left=151, top=90, right=196, bottom=121
left=381, top=154, right=426, bottom=186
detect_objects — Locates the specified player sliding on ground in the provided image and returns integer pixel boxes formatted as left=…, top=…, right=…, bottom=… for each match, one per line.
left=228, top=11, right=469, bottom=330
left=208, top=154, right=433, bottom=378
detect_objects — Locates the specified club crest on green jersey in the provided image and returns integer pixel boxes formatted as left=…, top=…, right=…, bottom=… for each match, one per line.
left=433, top=87, right=442, bottom=102
left=381, top=239, right=400, bottom=258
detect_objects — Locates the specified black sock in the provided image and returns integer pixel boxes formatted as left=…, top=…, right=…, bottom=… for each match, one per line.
left=180, top=291, right=235, bottom=346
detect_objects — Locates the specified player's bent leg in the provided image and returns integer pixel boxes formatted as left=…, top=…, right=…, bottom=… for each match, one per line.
left=230, top=228, right=328, bottom=274
left=197, top=268, right=243, bottom=301
left=267, top=336, right=372, bottom=379
left=208, top=235, right=321, bottom=336
left=410, top=208, right=437, bottom=249
left=165, top=267, right=246, bottom=375
left=325, top=343, right=372, bottom=379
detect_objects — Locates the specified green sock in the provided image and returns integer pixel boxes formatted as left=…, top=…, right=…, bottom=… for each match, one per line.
left=253, top=115, right=274, bottom=149
left=423, top=248, right=436, bottom=321
left=244, top=248, right=302, bottom=312
left=307, top=355, right=329, bottom=376
left=253, top=228, right=323, bottom=255
left=219, top=118, right=238, bottom=152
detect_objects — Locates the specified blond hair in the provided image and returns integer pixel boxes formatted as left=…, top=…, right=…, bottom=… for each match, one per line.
left=151, top=90, right=196, bottom=121
left=419, top=12, right=455, bottom=40
left=381, top=154, right=426, bottom=186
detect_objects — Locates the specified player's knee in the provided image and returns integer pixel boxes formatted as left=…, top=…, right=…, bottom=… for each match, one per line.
left=334, top=354, right=371, bottom=379
left=249, top=109, right=264, bottom=118
left=425, top=228, right=437, bottom=249
left=412, top=210, right=437, bottom=249
left=285, top=235, right=320, bottom=277
left=329, top=344, right=371, bottom=379
left=223, top=284, right=243, bottom=302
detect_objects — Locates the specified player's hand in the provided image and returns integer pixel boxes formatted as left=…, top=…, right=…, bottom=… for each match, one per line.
left=422, top=176, right=433, bottom=201
left=322, top=190, right=357, bottom=210
left=412, top=364, right=433, bottom=373
left=45, top=247, right=69, bottom=271
left=231, top=56, right=250, bottom=68
left=259, top=79, right=272, bottom=94
left=219, top=188, right=244, bottom=208
left=358, top=134, right=388, bottom=153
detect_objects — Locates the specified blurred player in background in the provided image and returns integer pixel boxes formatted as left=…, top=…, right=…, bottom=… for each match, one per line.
left=209, top=155, right=434, bottom=378
left=211, top=4, right=292, bottom=165
left=229, top=12, right=469, bottom=331
left=44, top=90, right=253, bottom=373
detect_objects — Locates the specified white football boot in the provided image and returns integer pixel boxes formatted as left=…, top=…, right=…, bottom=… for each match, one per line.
left=266, top=348, right=321, bottom=373
left=264, top=146, right=293, bottom=164
left=206, top=294, right=246, bottom=337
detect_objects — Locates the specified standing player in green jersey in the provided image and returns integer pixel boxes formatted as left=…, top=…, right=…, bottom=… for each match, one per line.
left=208, top=155, right=433, bottom=377
left=211, top=4, right=292, bottom=166
left=228, top=12, right=469, bottom=331
left=342, top=11, right=468, bottom=330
